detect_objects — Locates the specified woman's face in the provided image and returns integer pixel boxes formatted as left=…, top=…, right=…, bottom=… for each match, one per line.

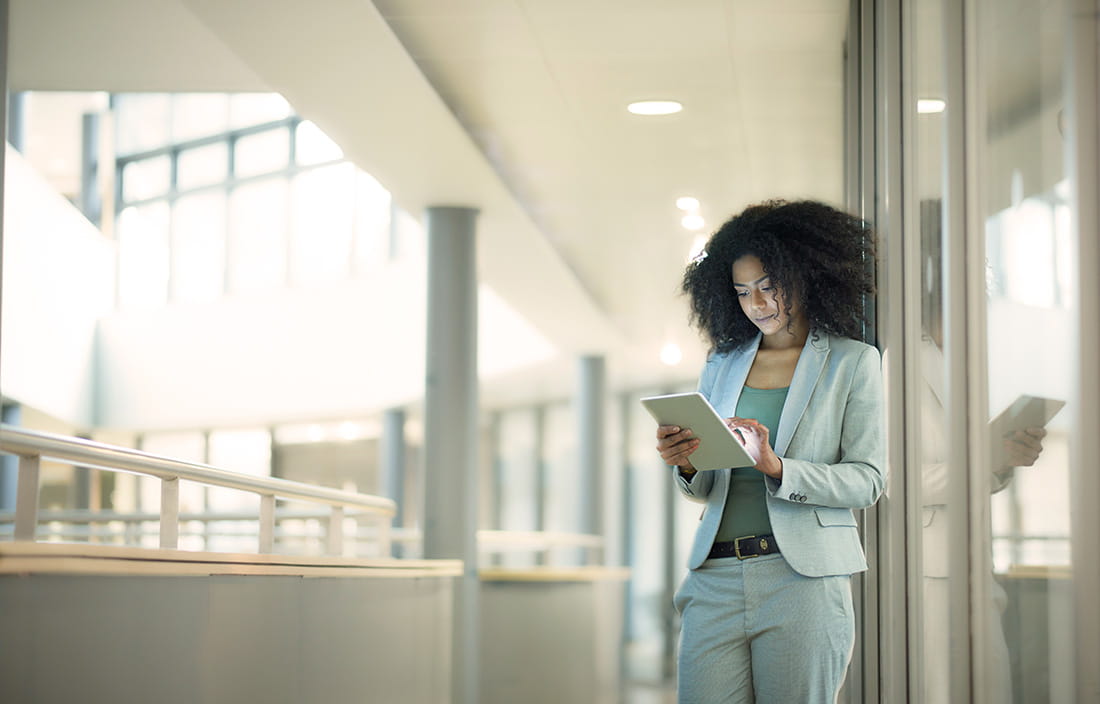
left=731, top=255, right=804, bottom=339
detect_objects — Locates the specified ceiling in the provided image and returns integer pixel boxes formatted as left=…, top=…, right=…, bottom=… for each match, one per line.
left=8, top=0, right=850, bottom=408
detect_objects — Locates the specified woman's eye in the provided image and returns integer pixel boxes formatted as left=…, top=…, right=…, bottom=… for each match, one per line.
left=736, top=290, right=749, bottom=297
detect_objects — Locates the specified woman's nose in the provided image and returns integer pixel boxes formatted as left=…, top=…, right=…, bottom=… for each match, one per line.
left=750, top=290, right=766, bottom=310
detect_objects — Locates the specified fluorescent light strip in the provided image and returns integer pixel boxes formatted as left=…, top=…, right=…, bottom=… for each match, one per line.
left=628, top=100, right=683, bottom=116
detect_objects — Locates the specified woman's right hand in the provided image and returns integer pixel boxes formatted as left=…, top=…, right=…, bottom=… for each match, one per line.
left=656, top=425, right=699, bottom=470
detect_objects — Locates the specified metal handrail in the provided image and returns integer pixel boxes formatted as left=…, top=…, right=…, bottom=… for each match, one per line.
left=0, top=424, right=396, bottom=556
left=0, top=507, right=380, bottom=524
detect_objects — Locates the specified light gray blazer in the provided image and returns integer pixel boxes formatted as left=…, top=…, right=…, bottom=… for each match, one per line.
left=675, top=332, right=886, bottom=577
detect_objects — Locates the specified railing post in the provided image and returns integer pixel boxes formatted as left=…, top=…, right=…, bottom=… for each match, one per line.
left=259, top=494, right=275, bottom=554
left=328, top=506, right=344, bottom=556
left=14, top=454, right=40, bottom=541
left=160, top=477, right=179, bottom=549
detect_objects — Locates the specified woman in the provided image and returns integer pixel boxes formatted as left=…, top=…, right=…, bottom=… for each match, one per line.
left=656, top=199, right=886, bottom=703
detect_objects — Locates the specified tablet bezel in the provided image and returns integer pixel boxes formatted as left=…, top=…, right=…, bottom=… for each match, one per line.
left=640, top=391, right=757, bottom=471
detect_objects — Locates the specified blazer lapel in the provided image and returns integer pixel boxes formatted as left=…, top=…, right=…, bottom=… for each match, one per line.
left=712, top=333, right=761, bottom=418
left=773, top=333, right=830, bottom=456
left=705, top=335, right=761, bottom=501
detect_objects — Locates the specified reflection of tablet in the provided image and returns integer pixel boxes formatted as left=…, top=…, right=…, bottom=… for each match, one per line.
left=990, top=395, right=1065, bottom=437
left=640, top=392, right=756, bottom=471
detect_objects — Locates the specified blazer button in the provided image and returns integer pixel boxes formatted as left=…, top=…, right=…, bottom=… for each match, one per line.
left=799, top=495, right=807, bottom=503
left=789, top=493, right=797, bottom=501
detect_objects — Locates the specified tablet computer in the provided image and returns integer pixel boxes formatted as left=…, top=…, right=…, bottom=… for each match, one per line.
left=990, top=395, right=1066, bottom=438
left=640, top=391, right=756, bottom=471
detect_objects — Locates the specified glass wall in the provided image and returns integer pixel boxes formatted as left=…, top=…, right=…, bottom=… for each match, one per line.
left=904, top=0, right=1082, bottom=701
left=975, top=0, right=1074, bottom=700
left=495, top=407, right=540, bottom=568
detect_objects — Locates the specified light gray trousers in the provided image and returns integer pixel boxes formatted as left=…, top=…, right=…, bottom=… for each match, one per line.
left=673, top=553, right=855, bottom=703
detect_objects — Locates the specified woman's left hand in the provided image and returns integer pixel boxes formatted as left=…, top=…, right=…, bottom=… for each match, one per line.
left=725, top=417, right=784, bottom=480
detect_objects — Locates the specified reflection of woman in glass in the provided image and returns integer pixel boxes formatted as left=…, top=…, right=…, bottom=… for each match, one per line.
left=655, top=200, right=885, bottom=702
left=918, top=200, right=1045, bottom=703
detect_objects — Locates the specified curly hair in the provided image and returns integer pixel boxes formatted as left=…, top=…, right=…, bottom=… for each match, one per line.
left=682, top=199, right=876, bottom=354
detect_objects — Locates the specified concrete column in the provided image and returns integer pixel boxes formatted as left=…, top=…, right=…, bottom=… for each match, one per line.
left=422, top=205, right=479, bottom=704
left=380, top=408, right=406, bottom=555
left=0, top=1, right=11, bottom=514
left=0, top=405, right=20, bottom=512
left=577, top=355, right=606, bottom=538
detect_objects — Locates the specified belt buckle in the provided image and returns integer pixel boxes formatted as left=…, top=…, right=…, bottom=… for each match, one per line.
left=734, top=534, right=757, bottom=560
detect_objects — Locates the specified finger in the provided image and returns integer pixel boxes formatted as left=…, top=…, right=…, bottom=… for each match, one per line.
left=1012, top=431, right=1043, bottom=450
left=658, top=434, right=696, bottom=452
left=656, top=425, right=682, bottom=439
left=660, top=439, right=700, bottom=465
left=725, top=418, right=756, bottom=432
left=657, top=429, right=694, bottom=450
left=658, top=435, right=699, bottom=456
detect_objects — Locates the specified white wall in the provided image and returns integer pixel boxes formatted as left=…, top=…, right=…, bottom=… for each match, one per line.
left=96, top=266, right=557, bottom=431
left=97, top=263, right=429, bottom=430
left=1, top=145, right=115, bottom=427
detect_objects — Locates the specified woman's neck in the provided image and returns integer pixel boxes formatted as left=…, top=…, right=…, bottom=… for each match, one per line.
left=759, top=317, right=809, bottom=351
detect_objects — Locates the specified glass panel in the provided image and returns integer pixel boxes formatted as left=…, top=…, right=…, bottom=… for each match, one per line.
left=912, top=1, right=953, bottom=700
left=234, top=128, right=290, bottom=179
left=624, top=390, right=670, bottom=683
left=172, top=192, right=227, bottom=304
left=227, top=177, right=289, bottom=294
left=121, top=155, right=171, bottom=203
left=171, top=94, right=229, bottom=142
left=295, top=120, right=344, bottom=165
left=977, top=1, right=1073, bottom=701
left=392, top=206, right=426, bottom=261
left=229, top=93, right=291, bottom=129
left=543, top=402, right=581, bottom=564
left=114, top=93, right=171, bottom=154
left=206, top=428, right=271, bottom=553
left=289, top=163, right=355, bottom=285
left=496, top=409, right=538, bottom=568
left=353, top=169, right=392, bottom=272
left=117, top=202, right=171, bottom=310
left=177, top=141, right=229, bottom=191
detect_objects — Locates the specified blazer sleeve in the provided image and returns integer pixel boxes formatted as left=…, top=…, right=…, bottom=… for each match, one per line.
left=766, top=344, right=886, bottom=509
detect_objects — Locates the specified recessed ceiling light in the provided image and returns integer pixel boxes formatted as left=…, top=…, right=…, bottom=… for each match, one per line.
left=917, top=98, right=946, bottom=114
left=660, top=342, right=683, bottom=366
left=628, top=100, right=683, bottom=116
left=682, top=214, right=705, bottom=231
left=676, top=196, right=700, bottom=211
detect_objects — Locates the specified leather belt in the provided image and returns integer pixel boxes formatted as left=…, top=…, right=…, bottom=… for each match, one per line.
left=708, top=534, right=780, bottom=560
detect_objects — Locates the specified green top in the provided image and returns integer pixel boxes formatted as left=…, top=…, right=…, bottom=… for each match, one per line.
left=714, top=385, right=789, bottom=543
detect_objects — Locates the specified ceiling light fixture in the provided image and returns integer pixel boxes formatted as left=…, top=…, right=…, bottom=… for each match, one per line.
left=676, top=196, right=700, bottom=211
left=682, top=214, right=705, bottom=231
left=917, top=98, right=946, bottom=114
left=660, top=342, right=683, bottom=366
left=628, top=100, right=683, bottom=116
